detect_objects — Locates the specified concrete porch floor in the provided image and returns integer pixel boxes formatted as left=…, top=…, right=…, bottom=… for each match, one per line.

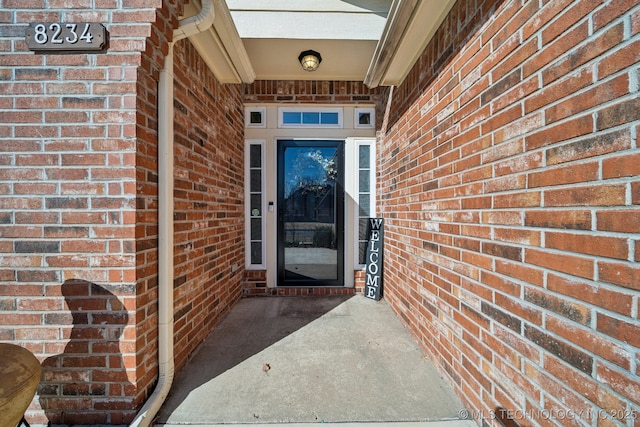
left=154, top=295, right=475, bottom=427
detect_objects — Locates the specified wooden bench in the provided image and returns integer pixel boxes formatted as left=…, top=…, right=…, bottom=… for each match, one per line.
left=0, top=343, right=42, bottom=427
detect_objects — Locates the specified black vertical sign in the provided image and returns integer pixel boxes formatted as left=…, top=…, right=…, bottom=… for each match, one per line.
left=364, top=218, right=384, bottom=301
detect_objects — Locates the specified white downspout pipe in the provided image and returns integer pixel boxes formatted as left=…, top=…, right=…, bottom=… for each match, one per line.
left=130, top=1, right=214, bottom=426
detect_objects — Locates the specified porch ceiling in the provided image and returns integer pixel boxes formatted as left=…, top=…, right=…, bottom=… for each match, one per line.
left=183, top=0, right=456, bottom=87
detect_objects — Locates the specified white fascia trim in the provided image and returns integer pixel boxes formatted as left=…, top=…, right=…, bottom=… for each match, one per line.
left=185, top=0, right=255, bottom=83
left=364, top=0, right=419, bottom=88
left=211, top=0, right=255, bottom=83
left=365, top=0, right=456, bottom=88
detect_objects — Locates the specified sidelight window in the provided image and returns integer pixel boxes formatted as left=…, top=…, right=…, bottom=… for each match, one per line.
left=355, top=140, right=376, bottom=266
left=245, top=139, right=266, bottom=268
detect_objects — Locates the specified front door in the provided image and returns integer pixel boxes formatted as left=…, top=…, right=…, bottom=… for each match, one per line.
left=277, top=140, right=344, bottom=286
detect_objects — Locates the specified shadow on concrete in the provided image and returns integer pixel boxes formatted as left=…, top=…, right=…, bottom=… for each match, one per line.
left=158, top=295, right=352, bottom=421
left=156, top=295, right=470, bottom=426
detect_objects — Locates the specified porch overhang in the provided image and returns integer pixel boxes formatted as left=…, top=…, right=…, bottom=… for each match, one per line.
left=183, top=0, right=256, bottom=84
left=364, top=0, right=457, bottom=88
left=181, top=0, right=457, bottom=88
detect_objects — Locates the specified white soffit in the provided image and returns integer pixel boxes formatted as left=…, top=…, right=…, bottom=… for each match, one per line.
left=227, top=0, right=389, bottom=40
left=244, top=39, right=378, bottom=81
left=182, top=0, right=457, bottom=86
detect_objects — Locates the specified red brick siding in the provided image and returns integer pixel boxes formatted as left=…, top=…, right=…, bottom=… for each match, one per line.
left=379, top=0, right=640, bottom=425
left=171, top=39, right=245, bottom=371
left=244, top=80, right=382, bottom=104
left=0, top=1, right=183, bottom=424
left=243, top=270, right=268, bottom=294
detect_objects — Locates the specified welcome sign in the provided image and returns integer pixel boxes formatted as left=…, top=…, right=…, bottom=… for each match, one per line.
left=364, top=218, right=384, bottom=301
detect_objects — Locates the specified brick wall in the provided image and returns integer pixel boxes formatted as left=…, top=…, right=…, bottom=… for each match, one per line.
left=171, top=39, right=245, bottom=370
left=379, top=0, right=639, bottom=426
left=244, top=80, right=382, bottom=104
left=0, top=1, right=188, bottom=424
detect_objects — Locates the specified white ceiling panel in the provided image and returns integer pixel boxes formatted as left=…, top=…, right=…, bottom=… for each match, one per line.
left=186, top=0, right=456, bottom=85
left=229, top=11, right=387, bottom=40
left=243, top=39, right=377, bottom=80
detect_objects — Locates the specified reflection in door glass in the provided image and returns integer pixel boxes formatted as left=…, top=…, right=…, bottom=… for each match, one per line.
left=283, top=146, right=338, bottom=281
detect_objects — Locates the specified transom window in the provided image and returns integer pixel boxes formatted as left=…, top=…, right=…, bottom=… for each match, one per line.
left=278, top=107, right=343, bottom=128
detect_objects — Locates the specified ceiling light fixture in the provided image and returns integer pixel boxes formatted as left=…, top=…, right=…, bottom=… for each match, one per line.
left=298, top=50, right=322, bottom=72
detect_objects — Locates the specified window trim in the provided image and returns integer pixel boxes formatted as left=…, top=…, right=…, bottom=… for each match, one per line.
left=245, top=107, right=266, bottom=128
left=278, top=107, right=344, bottom=128
left=353, top=139, right=376, bottom=269
left=354, top=107, right=375, bottom=129
left=245, top=139, right=266, bottom=269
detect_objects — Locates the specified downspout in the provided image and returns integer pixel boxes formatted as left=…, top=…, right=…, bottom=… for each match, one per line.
left=130, top=1, right=214, bottom=426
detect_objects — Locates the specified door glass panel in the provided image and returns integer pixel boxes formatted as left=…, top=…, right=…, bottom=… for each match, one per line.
left=250, top=194, right=261, bottom=212
left=251, top=242, right=262, bottom=264
left=359, top=169, right=370, bottom=192
left=250, top=170, right=261, bottom=192
left=249, top=145, right=262, bottom=167
left=279, top=142, right=343, bottom=284
left=359, top=144, right=370, bottom=167
left=250, top=218, right=262, bottom=240
left=359, top=193, right=370, bottom=216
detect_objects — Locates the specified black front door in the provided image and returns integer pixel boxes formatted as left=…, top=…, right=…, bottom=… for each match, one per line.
left=277, top=140, right=344, bottom=286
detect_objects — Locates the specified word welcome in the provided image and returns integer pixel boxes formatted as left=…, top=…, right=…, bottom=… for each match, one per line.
left=365, top=218, right=384, bottom=301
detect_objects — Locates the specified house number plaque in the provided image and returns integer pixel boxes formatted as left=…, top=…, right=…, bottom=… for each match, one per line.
left=25, top=23, right=106, bottom=52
